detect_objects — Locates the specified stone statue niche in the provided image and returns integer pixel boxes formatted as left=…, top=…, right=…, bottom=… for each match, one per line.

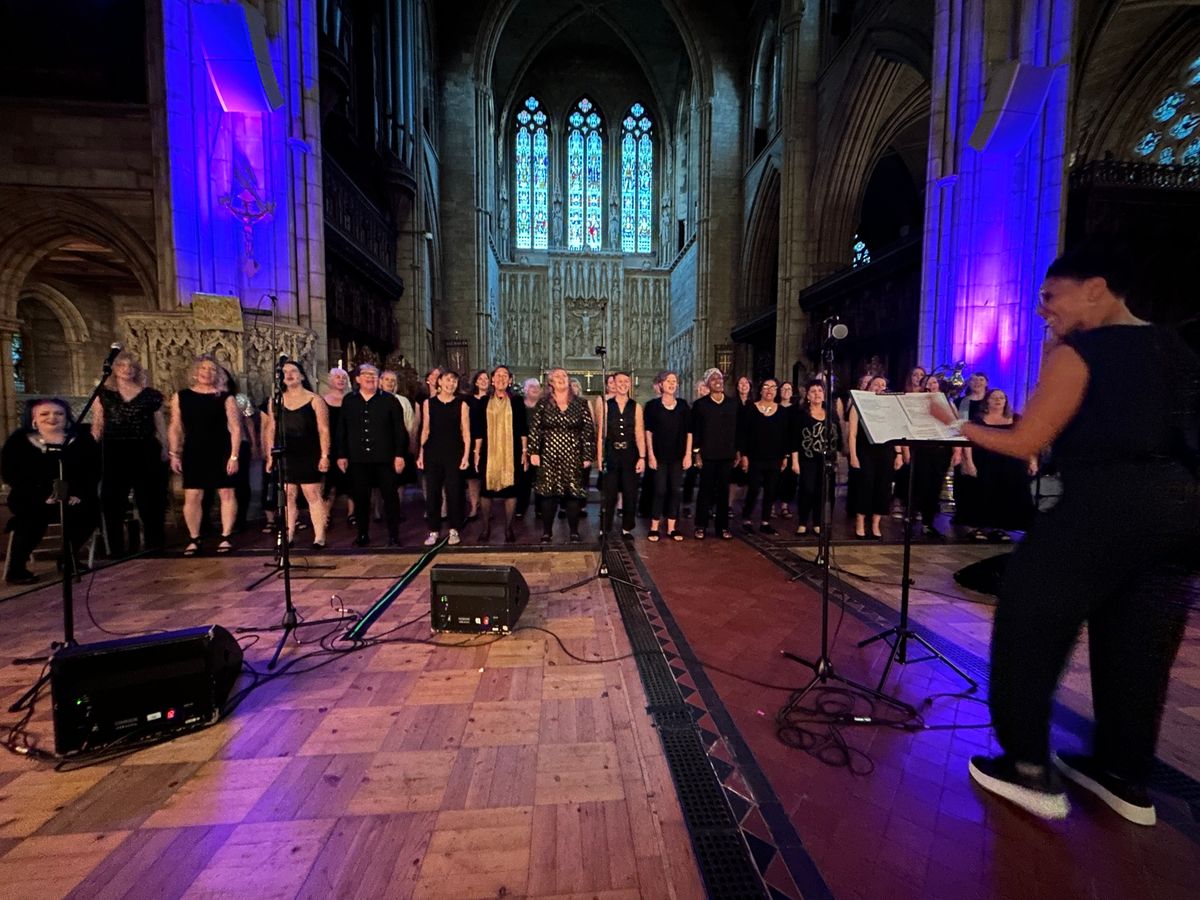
left=565, top=297, right=608, bottom=362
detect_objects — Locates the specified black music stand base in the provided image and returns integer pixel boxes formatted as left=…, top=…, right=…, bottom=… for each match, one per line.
left=855, top=446, right=977, bottom=694
left=779, top=652, right=917, bottom=722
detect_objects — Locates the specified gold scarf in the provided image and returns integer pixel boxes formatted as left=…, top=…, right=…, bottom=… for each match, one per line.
left=486, top=395, right=515, bottom=490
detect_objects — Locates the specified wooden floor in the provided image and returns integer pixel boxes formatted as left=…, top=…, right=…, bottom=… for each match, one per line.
left=0, top=551, right=704, bottom=899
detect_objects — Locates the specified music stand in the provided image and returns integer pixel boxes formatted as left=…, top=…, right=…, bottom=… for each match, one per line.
left=856, top=423, right=978, bottom=693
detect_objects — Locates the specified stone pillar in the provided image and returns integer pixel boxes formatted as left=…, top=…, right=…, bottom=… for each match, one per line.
left=775, top=0, right=820, bottom=379
left=919, top=0, right=1073, bottom=407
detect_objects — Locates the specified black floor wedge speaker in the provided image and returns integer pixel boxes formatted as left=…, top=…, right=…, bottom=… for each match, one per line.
left=430, top=564, right=530, bottom=634
left=50, top=624, right=243, bottom=756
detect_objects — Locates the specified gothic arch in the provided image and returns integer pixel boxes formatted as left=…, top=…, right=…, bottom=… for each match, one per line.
left=741, top=164, right=781, bottom=315
left=0, top=194, right=157, bottom=321
left=811, top=51, right=930, bottom=274
left=16, top=282, right=91, bottom=396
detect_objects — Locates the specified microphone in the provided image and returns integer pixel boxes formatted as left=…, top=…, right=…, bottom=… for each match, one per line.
left=104, top=343, right=122, bottom=367
left=829, top=323, right=849, bottom=340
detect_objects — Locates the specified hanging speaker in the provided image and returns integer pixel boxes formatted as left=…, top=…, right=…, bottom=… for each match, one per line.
left=968, top=61, right=1055, bottom=155
left=194, top=2, right=285, bottom=112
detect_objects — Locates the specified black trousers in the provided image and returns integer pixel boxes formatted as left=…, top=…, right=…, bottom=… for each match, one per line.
left=8, top=503, right=97, bottom=573
left=602, top=452, right=639, bottom=532
left=742, top=459, right=782, bottom=523
left=517, top=463, right=538, bottom=516
left=651, top=461, right=684, bottom=521
left=911, top=447, right=952, bottom=524
left=682, top=464, right=699, bottom=505
left=540, top=495, right=582, bottom=536
left=990, top=466, right=1196, bottom=782
left=695, top=459, right=733, bottom=532
left=424, top=458, right=464, bottom=530
left=101, top=438, right=166, bottom=555
left=796, top=457, right=829, bottom=527
left=638, top=468, right=655, bottom=517
left=350, top=462, right=401, bottom=540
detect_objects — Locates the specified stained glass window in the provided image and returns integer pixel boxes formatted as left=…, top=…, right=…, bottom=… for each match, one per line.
left=514, top=96, right=549, bottom=250
left=566, top=98, right=603, bottom=250
left=852, top=234, right=871, bottom=267
left=10, top=333, right=25, bottom=393
left=620, top=103, right=654, bottom=253
left=1134, top=52, right=1200, bottom=164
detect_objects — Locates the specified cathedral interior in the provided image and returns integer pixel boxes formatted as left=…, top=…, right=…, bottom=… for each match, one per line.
left=0, top=1, right=1199, bottom=898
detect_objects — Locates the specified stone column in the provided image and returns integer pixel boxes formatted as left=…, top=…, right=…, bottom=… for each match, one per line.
left=919, top=0, right=1072, bottom=406
left=775, top=0, right=820, bottom=379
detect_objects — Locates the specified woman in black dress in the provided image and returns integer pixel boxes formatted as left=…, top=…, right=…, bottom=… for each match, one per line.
left=793, top=379, right=840, bottom=536
left=529, top=367, right=596, bottom=543
left=775, top=381, right=797, bottom=519
left=263, top=361, right=331, bottom=549
left=904, top=374, right=961, bottom=539
left=90, top=350, right=167, bottom=555
left=644, top=371, right=691, bottom=541
left=847, top=375, right=900, bottom=539
left=958, top=389, right=1034, bottom=542
left=730, top=376, right=753, bottom=508
left=322, top=367, right=353, bottom=526
left=2, top=398, right=100, bottom=584
left=472, top=365, right=528, bottom=543
left=168, top=355, right=242, bottom=555
left=465, top=369, right=490, bottom=520
left=738, top=378, right=790, bottom=534
left=418, top=369, right=471, bottom=546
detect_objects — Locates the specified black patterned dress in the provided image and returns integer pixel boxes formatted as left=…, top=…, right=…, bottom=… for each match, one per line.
left=528, top=395, right=596, bottom=499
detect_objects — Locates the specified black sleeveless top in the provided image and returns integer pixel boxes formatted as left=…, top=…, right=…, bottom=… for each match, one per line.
left=605, top=397, right=637, bottom=450
left=1055, top=325, right=1200, bottom=472
left=425, top=396, right=465, bottom=458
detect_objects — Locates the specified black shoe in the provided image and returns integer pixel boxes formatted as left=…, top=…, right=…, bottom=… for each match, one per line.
left=478, top=524, right=491, bottom=543
left=621, top=530, right=634, bottom=540
left=311, top=540, right=326, bottom=551
left=5, top=568, right=38, bottom=585
left=759, top=523, right=776, bottom=535
left=353, top=535, right=370, bottom=548
left=1053, top=753, right=1155, bottom=826
left=540, top=532, right=553, bottom=544
left=514, top=512, right=525, bottom=520
left=968, top=754, right=1069, bottom=820
left=924, top=525, right=945, bottom=540
left=569, top=532, right=582, bottom=543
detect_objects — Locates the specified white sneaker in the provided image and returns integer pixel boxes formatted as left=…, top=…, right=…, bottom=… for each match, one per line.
left=423, top=531, right=439, bottom=546
left=448, top=529, right=461, bottom=545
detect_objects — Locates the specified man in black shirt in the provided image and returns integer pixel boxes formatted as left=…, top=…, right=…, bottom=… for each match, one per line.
left=690, top=369, right=739, bottom=538
left=337, top=364, right=407, bottom=546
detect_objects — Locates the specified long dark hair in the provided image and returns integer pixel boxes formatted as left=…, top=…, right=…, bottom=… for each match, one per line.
left=281, top=359, right=315, bottom=392
left=488, top=365, right=514, bottom=399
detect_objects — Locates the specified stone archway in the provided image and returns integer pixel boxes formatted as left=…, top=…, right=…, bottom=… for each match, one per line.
left=15, top=282, right=92, bottom=397
left=0, top=195, right=157, bottom=431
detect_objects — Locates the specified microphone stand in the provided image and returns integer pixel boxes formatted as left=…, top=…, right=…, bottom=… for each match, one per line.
left=776, top=327, right=916, bottom=724
left=555, top=344, right=644, bottom=595
left=8, top=347, right=116, bottom=712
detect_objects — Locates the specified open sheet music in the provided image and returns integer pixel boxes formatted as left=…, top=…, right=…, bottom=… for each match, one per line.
left=850, top=391, right=968, bottom=445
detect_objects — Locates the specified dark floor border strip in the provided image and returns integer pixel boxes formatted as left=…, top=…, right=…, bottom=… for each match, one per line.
left=743, top=533, right=1200, bottom=832
left=619, top=544, right=835, bottom=900
left=602, top=545, right=770, bottom=900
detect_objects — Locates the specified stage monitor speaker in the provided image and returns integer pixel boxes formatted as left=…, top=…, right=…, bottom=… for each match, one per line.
left=194, top=2, right=284, bottom=112
left=430, top=564, right=530, bottom=634
left=968, top=61, right=1055, bottom=155
left=50, top=625, right=243, bottom=756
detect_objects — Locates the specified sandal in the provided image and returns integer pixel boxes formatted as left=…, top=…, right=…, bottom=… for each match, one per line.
left=721, top=530, right=733, bottom=540
left=261, top=523, right=275, bottom=534
left=969, top=529, right=988, bottom=542
left=694, top=529, right=706, bottom=540
left=183, top=538, right=201, bottom=557
left=669, top=530, right=684, bottom=542
left=647, top=532, right=660, bottom=542
left=216, top=535, right=234, bottom=554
